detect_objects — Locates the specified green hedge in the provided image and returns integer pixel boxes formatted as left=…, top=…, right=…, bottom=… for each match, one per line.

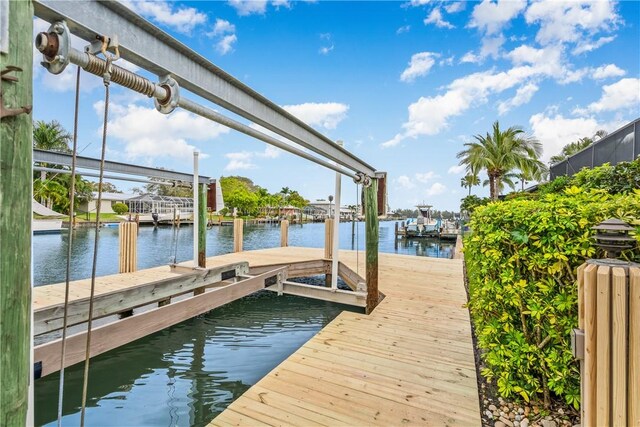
left=465, top=188, right=640, bottom=408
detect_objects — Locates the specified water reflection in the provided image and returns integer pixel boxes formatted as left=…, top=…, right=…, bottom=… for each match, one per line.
left=35, top=292, right=361, bottom=426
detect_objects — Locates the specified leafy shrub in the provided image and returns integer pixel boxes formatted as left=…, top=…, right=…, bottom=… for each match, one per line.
left=537, top=175, right=571, bottom=196
left=504, top=191, right=539, bottom=201
left=112, top=202, right=129, bottom=215
left=460, top=195, right=491, bottom=214
left=571, top=159, right=640, bottom=194
left=465, top=188, right=640, bottom=408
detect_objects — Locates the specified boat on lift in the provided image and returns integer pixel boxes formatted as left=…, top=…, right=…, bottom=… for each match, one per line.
left=402, top=205, right=441, bottom=238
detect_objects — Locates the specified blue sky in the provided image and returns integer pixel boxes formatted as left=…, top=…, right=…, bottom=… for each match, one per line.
left=33, top=0, right=640, bottom=211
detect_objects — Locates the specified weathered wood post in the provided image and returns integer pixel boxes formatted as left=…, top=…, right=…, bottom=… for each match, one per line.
left=364, top=178, right=379, bottom=314
left=118, top=222, right=137, bottom=273
left=324, top=218, right=333, bottom=287
left=0, top=1, right=33, bottom=424
left=198, top=183, right=206, bottom=267
left=574, top=219, right=640, bottom=426
left=233, top=218, right=243, bottom=252
left=280, top=219, right=289, bottom=247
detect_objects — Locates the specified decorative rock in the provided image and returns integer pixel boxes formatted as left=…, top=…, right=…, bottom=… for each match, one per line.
left=495, top=422, right=506, bottom=427
left=485, top=410, right=494, bottom=419
left=493, top=411, right=500, bottom=417
left=524, top=407, right=531, bottom=416
left=515, top=414, right=522, bottom=421
left=514, top=422, right=519, bottom=427
left=533, top=406, right=540, bottom=415
left=541, top=420, right=557, bottom=427
left=521, top=418, right=529, bottom=427
left=499, top=416, right=514, bottom=427
left=500, top=412, right=506, bottom=417
left=509, top=412, right=516, bottom=420
left=518, top=408, right=525, bottom=415
left=489, top=405, right=498, bottom=412
left=484, top=399, right=489, bottom=405
left=509, top=403, right=514, bottom=409
left=558, top=409, right=564, bottom=416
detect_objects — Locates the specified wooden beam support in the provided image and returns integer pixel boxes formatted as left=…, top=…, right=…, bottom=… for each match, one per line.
left=233, top=218, right=243, bottom=252
left=630, top=267, right=640, bottom=427
left=596, top=265, right=611, bottom=427
left=611, top=267, right=627, bottom=426
left=0, top=2, right=33, bottom=424
left=364, top=178, right=379, bottom=314
left=265, top=281, right=366, bottom=308
left=34, top=267, right=287, bottom=378
left=280, top=219, right=289, bottom=247
left=34, top=262, right=249, bottom=335
left=583, top=263, right=598, bottom=427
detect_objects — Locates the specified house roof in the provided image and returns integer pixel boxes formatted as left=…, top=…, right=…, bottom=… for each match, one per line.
left=32, top=199, right=65, bottom=217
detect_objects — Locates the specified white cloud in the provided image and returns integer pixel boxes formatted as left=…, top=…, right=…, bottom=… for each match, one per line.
left=577, top=78, right=640, bottom=114
left=573, top=35, right=616, bottom=55
left=424, top=8, right=454, bottom=29
left=479, top=34, right=505, bottom=59
left=212, top=18, right=235, bottom=36
left=591, top=64, right=626, bottom=80
left=223, top=144, right=281, bottom=171
left=529, top=113, right=602, bottom=161
left=396, top=175, right=415, bottom=190
left=444, top=2, right=465, bottom=13
left=282, top=102, right=349, bottom=130
left=460, top=51, right=481, bottom=64
left=318, top=33, right=334, bottom=55
left=217, top=34, right=238, bottom=55
left=448, top=164, right=466, bottom=175
left=498, top=82, right=539, bottom=115
left=426, top=182, right=446, bottom=196
left=415, top=171, right=439, bottom=182
left=525, top=0, right=619, bottom=47
left=228, top=0, right=268, bottom=16
left=396, top=25, right=411, bottom=34
left=95, top=101, right=228, bottom=160
left=400, top=52, right=438, bottom=82
left=469, top=0, right=526, bottom=35
left=121, top=0, right=206, bottom=33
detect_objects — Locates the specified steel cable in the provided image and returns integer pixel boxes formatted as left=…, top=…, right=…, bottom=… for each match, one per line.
left=56, top=65, right=82, bottom=427
left=79, top=56, right=113, bottom=426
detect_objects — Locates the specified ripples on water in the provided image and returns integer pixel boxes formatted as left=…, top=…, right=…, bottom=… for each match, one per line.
left=33, top=221, right=453, bottom=426
left=36, top=292, right=360, bottom=426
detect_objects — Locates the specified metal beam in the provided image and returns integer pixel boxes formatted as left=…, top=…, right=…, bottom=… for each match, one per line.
left=34, top=149, right=210, bottom=184
left=32, top=0, right=377, bottom=177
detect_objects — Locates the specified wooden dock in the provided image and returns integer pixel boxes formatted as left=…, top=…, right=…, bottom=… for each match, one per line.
left=209, top=247, right=481, bottom=426
left=32, top=247, right=480, bottom=425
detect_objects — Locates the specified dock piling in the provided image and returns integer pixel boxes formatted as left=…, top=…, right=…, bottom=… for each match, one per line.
left=118, top=222, right=137, bottom=273
left=233, top=218, right=244, bottom=252
left=280, top=219, right=289, bottom=247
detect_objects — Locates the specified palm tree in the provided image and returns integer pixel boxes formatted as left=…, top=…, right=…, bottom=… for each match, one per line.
left=33, top=120, right=72, bottom=152
left=457, top=121, right=545, bottom=200
left=460, top=174, right=480, bottom=196
left=549, top=130, right=608, bottom=164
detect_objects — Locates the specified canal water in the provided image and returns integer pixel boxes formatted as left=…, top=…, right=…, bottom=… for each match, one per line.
left=33, top=221, right=454, bottom=426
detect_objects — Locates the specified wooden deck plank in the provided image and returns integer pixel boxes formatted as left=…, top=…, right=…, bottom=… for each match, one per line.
left=211, top=247, right=480, bottom=426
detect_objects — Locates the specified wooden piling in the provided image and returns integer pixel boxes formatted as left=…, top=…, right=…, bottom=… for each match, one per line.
left=280, top=219, right=289, bottom=247
left=583, top=263, right=598, bottom=427
left=630, top=268, right=640, bottom=426
left=198, top=184, right=207, bottom=268
left=0, top=2, right=33, bottom=424
left=118, top=222, right=138, bottom=273
left=611, top=267, right=627, bottom=426
left=596, top=265, right=611, bottom=426
left=324, top=218, right=333, bottom=259
left=364, top=178, right=379, bottom=314
left=233, top=218, right=243, bottom=252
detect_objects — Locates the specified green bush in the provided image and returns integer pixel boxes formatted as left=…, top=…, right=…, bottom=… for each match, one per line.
left=571, top=159, right=640, bottom=194
left=465, top=187, right=640, bottom=408
left=537, top=175, right=571, bottom=196
left=460, top=195, right=491, bottom=214
left=112, top=202, right=129, bottom=215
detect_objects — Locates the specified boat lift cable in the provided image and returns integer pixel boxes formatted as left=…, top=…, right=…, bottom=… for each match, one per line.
left=35, top=23, right=368, bottom=183
left=56, top=65, right=81, bottom=427
left=79, top=51, right=115, bottom=426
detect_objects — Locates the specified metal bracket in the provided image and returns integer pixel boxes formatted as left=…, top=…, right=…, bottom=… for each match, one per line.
left=85, top=34, right=119, bottom=57
left=571, top=328, right=584, bottom=360
left=36, top=20, right=70, bottom=75
left=154, top=75, right=180, bottom=114
left=353, top=172, right=372, bottom=187
left=0, top=66, right=32, bottom=119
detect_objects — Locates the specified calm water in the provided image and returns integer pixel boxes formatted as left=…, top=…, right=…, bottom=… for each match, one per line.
left=33, top=221, right=454, bottom=426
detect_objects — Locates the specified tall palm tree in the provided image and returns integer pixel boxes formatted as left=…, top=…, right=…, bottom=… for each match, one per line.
left=457, top=121, right=545, bottom=200
left=549, top=130, right=608, bottom=164
left=460, top=174, right=480, bottom=196
left=33, top=120, right=72, bottom=152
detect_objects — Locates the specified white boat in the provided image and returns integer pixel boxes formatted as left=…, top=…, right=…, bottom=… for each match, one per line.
left=32, top=200, right=64, bottom=234
left=403, top=205, right=441, bottom=237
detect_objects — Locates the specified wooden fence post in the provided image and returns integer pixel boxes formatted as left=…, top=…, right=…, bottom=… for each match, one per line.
left=0, top=2, right=33, bottom=424
left=233, top=218, right=243, bottom=252
left=280, top=219, right=289, bottom=247
left=119, top=222, right=137, bottom=273
left=324, top=218, right=333, bottom=287
left=578, top=263, right=640, bottom=427
left=364, top=178, right=379, bottom=314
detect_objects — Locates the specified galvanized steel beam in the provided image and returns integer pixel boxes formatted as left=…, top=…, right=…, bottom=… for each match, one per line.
left=33, top=0, right=377, bottom=176
left=33, top=149, right=210, bottom=184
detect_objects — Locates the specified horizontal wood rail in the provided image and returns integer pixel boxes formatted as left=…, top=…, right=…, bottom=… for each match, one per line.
left=34, top=267, right=286, bottom=378
left=34, top=261, right=249, bottom=336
